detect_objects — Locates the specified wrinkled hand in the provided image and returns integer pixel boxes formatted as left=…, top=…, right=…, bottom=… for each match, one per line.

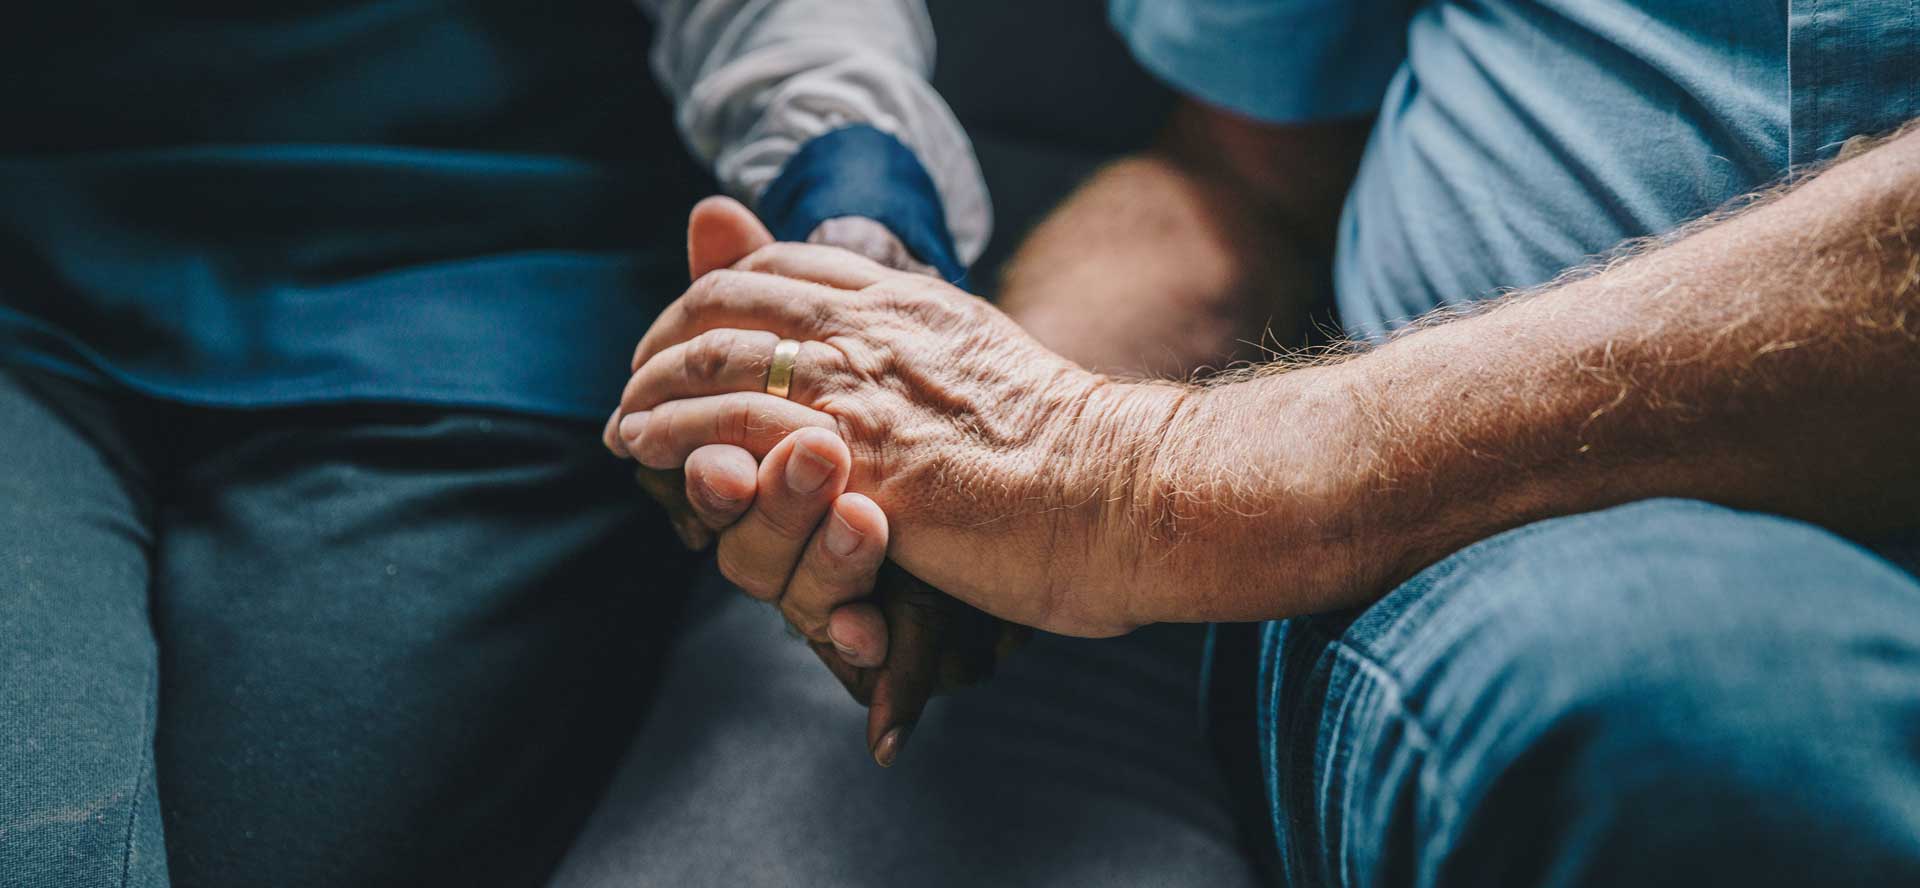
left=609, top=199, right=1020, bottom=765
left=613, top=203, right=1181, bottom=639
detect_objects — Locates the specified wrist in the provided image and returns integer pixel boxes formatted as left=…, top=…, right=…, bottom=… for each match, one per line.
left=1118, top=363, right=1389, bottom=625
left=1027, top=376, right=1197, bottom=634
left=1335, top=326, right=1594, bottom=594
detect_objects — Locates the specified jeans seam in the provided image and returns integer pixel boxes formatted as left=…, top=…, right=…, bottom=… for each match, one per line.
left=1320, top=667, right=1367, bottom=888
left=1323, top=510, right=1625, bottom=875
left=118, top=664, right=159, bottom=888
left=1311, top=500, right=1734, bottom=882
left=1348, top=500, right=1730, bottom=664
left=1327, top=643, right=1460, bottom=883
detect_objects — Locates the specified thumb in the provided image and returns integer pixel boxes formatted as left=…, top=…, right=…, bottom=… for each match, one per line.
left=687, top=195, right=775, bottom=280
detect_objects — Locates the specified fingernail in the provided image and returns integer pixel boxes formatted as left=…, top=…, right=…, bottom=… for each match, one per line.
left=698, top=476, right=739, bottom=512
left=872, top=724, right=914, bottom=768
left=828, top=620, right=860, bottom=661
left=618, top=411, right=650, bottom=445
left=604, top=408, right=626, bottom=455
left=823, top=511, right=863, bottom=557
left=786, top=443, right=834, bottom=493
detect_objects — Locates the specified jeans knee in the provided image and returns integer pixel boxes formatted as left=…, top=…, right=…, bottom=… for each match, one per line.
left=1372, top=499, right=1920, bottom=883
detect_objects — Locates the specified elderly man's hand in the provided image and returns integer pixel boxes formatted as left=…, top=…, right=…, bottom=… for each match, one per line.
left=611, top=211, right=1210, bottom=638
left=616, top=206, right=932, bottom=556
left=609, top=198, right=1024, bottom=764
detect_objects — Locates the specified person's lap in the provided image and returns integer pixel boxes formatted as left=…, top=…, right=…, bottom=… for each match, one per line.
left=1, top=364, right=1261, bottom=886
left=0, top=366, right=700, bottom=885
left=553, top=582, right=1262, bottom=887
left=20, top=356, right=1915, bottom=888
left=0, top=369, right=166, bottom=885
left=1264, top=498, right=1920, bottom=887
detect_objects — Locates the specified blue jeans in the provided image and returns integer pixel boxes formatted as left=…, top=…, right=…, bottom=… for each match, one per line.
left=1256, top=499, right=1920, bottom=886
left=0, top=367, right=702, bottom=885
left=2, top=362, right=1262, bottom=887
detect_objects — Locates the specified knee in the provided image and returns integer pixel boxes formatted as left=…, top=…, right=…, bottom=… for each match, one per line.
left=1393, top=499, right=1920, bottom=715
left=1381, top=499, right=1920, bottom=881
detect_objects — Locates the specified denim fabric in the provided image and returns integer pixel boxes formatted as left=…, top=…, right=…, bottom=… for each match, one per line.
left=759, top=126, right=968, bottom=286
left=0, top=366, right=701, bottom=885
left=1121, top=8, right=1920, bottom=877
left=3, top=362, right=1263, bottom=885
left=0, top=371, right=167, bottom=886
left=1259, top=500, right=1920, bottom=887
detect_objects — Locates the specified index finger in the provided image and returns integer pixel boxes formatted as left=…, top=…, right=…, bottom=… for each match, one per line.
left=631, top=269, right=856, bottom=373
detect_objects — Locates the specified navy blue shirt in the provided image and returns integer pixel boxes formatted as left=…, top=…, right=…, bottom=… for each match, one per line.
left=0, top=2, right=960, bottom=420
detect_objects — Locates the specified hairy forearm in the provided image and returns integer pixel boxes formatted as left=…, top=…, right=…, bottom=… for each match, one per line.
left=1112, top=124, right=1920, bottom=626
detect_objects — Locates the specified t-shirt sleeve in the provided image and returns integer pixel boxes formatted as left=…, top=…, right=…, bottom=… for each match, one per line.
left=1109, top=0, right=1411, bottom=122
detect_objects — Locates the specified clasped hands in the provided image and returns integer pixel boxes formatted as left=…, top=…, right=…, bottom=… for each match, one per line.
left=604, top=197, right=1372, bottom=765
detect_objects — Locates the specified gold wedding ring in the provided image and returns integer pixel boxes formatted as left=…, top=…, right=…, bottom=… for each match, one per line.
left=765, top=338, right=801, bottom=400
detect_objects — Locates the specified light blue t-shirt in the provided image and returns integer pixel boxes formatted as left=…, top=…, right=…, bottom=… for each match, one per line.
left=1114, top=1, right=1920, bottom=880
left=1112, top=0, right=1920, bottom=338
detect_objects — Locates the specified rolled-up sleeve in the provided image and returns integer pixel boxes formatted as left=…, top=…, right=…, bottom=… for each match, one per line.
left=639, top=0, right=989, bottom=278
left=1110, top=0, right=1412, bottom=123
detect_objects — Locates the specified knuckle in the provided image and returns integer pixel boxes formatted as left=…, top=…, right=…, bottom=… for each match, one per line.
left=692, top=270, right=744, bottom=312
left=779, top=601, right=830, bottom=641
left=873, top=288, right=920, bottom=318
left=797, top=342, right=849, bottom=400
left=633, top=401, right=677, bottom=465
left=684, top=331, right=733, bottom=384
left=713, top=397, right=752, bottom=446
left=802, top=299, right=840, bottom=334
left=756, top=503, right=821, bottom=541
left=685, top=272, right=720, bottom=310
left=715, top=544, right=780, bottom=601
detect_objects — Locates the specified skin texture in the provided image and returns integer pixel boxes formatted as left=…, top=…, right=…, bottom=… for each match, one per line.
left=608, top=200, right=1012, bottom=764
left=609, top=102, right=1351, bottom=760
left=615, top=121, right=1920, bottom=638
left=615, top=230, right=1134, bottom=635
left=609, top=103, right=1380, bottom=639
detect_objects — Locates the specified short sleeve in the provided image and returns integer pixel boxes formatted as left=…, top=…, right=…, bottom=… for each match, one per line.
left=1109, top=0, right=1412, bottom=123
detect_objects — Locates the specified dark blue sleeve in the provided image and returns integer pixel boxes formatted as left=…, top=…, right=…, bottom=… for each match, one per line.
left=755, top=125, right=968, bottom=287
